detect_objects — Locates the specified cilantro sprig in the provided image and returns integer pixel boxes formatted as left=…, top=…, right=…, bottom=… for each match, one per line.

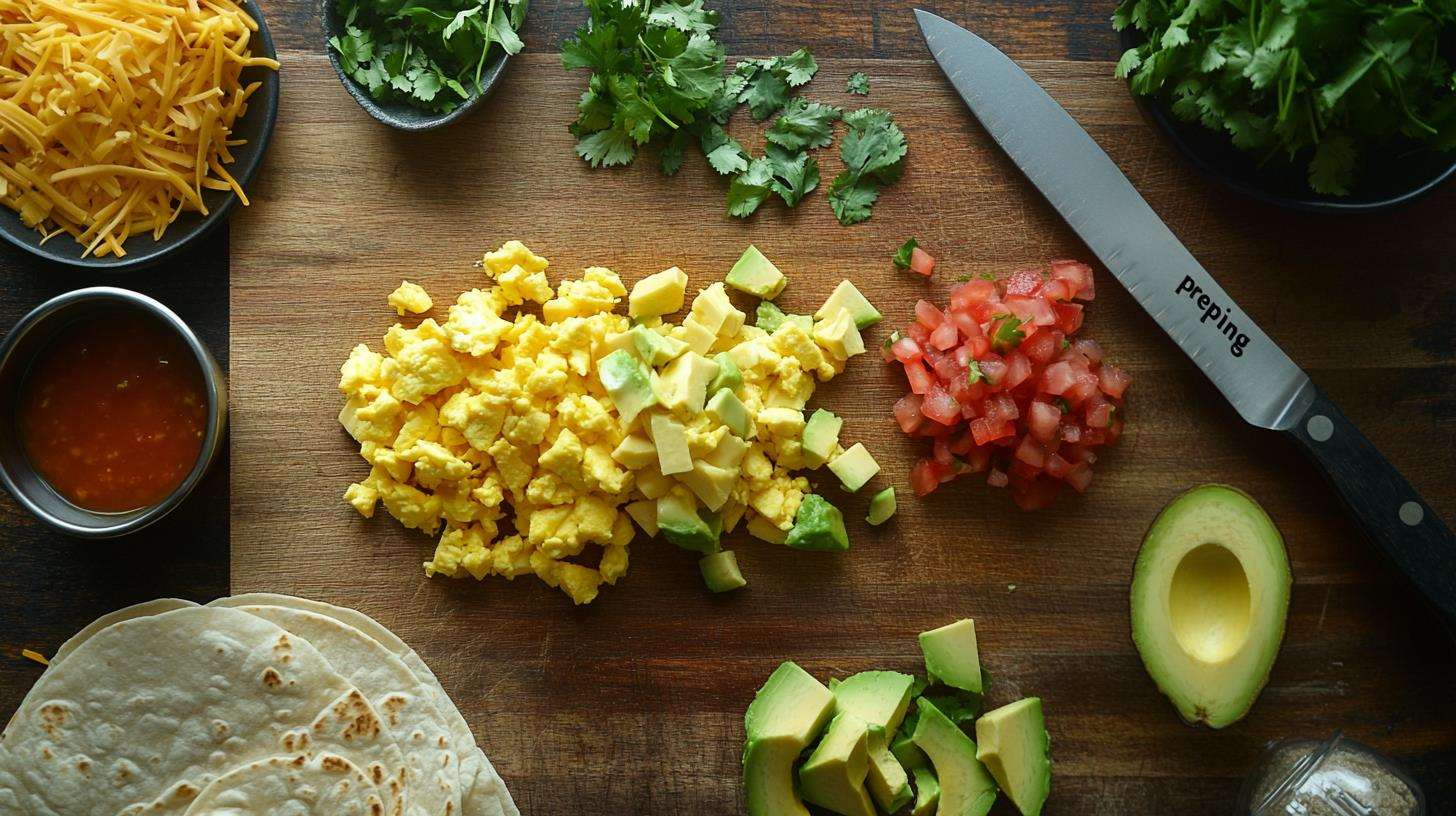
left=329, top=0, right=526, bottom=114
left=1114, top=0, right=1456, bottom=196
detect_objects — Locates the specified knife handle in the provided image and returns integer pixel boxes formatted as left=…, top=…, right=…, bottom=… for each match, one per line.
left=1286, top=384, right=1456, bottom=623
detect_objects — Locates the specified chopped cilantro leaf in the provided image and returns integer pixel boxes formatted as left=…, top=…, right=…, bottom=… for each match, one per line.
left=766, top=98, right=841, bottom=151
left=967, top=360, right=985, bottom=385
left=847, top=71, right=869, bottom=95
left=893, top=238, right=918, bottom=269
left=991, top=315, right=1026, bottom=351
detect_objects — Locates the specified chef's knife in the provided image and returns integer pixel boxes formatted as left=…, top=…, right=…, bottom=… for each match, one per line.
left=915, top=9, right=1456, bottom=622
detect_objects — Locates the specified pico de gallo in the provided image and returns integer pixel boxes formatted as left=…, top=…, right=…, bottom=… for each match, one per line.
left=885, top=256, right=1130, bottom=510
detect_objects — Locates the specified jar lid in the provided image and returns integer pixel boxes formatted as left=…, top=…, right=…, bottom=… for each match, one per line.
left=1250, top=732, right=1345, bottom=815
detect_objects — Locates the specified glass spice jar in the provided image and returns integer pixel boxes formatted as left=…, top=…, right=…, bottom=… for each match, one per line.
left=1237, top=733, right=1425, bottom=815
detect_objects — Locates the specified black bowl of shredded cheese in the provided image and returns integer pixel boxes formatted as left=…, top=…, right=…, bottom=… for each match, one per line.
left=0, top=0, right=280, bottom=270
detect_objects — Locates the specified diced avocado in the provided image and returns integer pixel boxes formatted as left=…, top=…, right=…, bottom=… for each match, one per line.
left=674, top=315, right=717, bottom=356
left=785, top=494, right=850, bottom=551
left=726, top=244, right=787, bottom=300
left=629, top=267, right=688, bottom=318
left=657, top=488, right=718, bottom=553
left=708, top=351, right=742, bottom=394
left=624, top=499, right=658, bottom=536
left=812, top=308, right=866, bottom=360
left=747, top=515, right=788, bottom=545
left=757, top=406, right=806, bottom=437
left=690, top=282, right=746, bottom=336
left=815, top=280, right=882, bottom=329
left=755, top=301, right=811, bottom=334
left=648, top=412, right=692, bottom=475
left=974, top=698, right=1051, bottom=816
left=704, top=432, right=750, bottom=470
left=801, top=409, right=843, bottom=468
left=630, top=325, right=689, bottom=366
left=834, top=671, right=916, bottom=813
left=892, top=730, right=929, bottom=771
left=657, top=351, right=720, bottom=415
left=699, top=549, right=747, bottom=593
left=798, top=713, right=877, bottom=816
left=920, top=619, right=983, bottom=693
left=597, top=349, right=657, bottom=424
left=680, top=459, right=735, bottom=511
left=706, top=388, right=751, bottom=438
left=829, top=443, right=880, bottom=492
left=601, top=329, right=634, bottom=355
left=743, top=662, right=836, bottom=816
left=635, top=466, right=673, bottom=499
left=610, top=435, right=657, bottom=470
left=866, top=487, right=896, bottom=525
left=911, top=767, right=940, bottom=816
left=910, top=699, right=998, bottom=816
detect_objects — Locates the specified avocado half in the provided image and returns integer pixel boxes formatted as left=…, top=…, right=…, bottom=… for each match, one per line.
left=1131, top=484, right=1291, bottom=729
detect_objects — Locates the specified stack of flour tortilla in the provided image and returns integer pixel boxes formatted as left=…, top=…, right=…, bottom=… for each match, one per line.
left=0, top=593, right=518, bottom=816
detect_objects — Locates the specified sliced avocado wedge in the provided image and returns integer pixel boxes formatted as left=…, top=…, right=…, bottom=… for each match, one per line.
left=657, top=489, right=718, bottom=553
left=727, top=245, right=788, bottom=300
left=910, top=698, right=997, bottom=816
left=828, top=443, right=879, bottom=492
left=801, top=408, right=843, bottom=468
left=785, top=494, right=849, bottom=551
left=743, top=662, right=836, bottom=816
left=866, top=487, right=896, bottom=525
left=815, top=279, right=882, bottom=329
left=1131, top=484, right=1290, bottom=729
left=975, top=698, right=1051, bottom=816
left=699, top=549, right=746, bottom=593
left=798, top=712, right=877, bottom=816
left=833, top=671, right=915, bottom=813
left=919, top=619, right=983, bottom=693
left=911, top=766, right=940, bottom=816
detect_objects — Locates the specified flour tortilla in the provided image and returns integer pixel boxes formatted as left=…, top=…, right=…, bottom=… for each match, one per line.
left=50, top=597, right=198, bottom=665
left=0, top=607, right=412, bottom=816
left=183, top=753, right=384, bottom=816
left=212, top=594, right=517, bottom=816
left=226, top=605, right=461, bottom=816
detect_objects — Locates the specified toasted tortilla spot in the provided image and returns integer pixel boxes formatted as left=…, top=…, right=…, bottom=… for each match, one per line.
left=261, top=667, right=282, bottom=687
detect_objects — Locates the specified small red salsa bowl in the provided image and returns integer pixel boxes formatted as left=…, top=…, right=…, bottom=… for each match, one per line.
left=0, top=288, right=227, bottom=538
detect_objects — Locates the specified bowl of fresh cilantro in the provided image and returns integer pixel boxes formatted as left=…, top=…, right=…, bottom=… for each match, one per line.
left=324, top=0, right=526, bottom=130
left=1114, top=0, right=1456, bottom=213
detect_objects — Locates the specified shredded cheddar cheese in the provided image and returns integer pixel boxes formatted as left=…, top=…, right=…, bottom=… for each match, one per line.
left=0, top=0, right=279, bottom=257
left=20, top=648, right=48, bottom=666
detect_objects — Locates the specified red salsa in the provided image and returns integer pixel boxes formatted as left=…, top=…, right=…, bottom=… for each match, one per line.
left=17, top=312, right=207, bottom=512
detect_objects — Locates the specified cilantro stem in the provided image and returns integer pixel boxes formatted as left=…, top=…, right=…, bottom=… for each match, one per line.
left=475, top=0, right=496, bottom=91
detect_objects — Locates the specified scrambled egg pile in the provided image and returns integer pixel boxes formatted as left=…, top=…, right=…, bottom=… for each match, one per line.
left=339, top=242, right=865, bottom=604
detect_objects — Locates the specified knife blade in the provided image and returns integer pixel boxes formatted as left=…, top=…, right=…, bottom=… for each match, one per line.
left=915, top=9, right=1456, bottom=622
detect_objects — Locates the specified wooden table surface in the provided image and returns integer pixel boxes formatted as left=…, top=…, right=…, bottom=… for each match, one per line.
left=9, top=1, right=1456, bottom=814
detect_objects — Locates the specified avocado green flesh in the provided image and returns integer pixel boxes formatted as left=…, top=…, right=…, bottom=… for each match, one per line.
left=892, top=731, right=929, bottom=771
left=708, top=351, right=742, bottom=394
left=975, top=698, right=1050, bottom=816
left=699, top=549, right=746, bottom=593
left=798, top=713, right=876, bottom=816
left=866, top=487, right=896, bottom=525
left=833, top=671, right=915, bottom=813
left=911, top=699, right=997, bottom=816
left=597, top=349, right=657, bottom=423
left=727, top=245, right=787, bottom=299
left=743, top=662, right=836, bottom=816
left=657, top=492, right=719, bottom=553
left=919, top=619, right=983, bottom=693
left=756, top=301, right=812, bottom=334
left=911, top=767, right=940, bottom=816
left=801, top=409, right=843, bottom=467
left=817, top=280, right=882, bottom=329
left=1131, top=484, right=1290, bottom=729
left=785, top=494, right=850, bottom=551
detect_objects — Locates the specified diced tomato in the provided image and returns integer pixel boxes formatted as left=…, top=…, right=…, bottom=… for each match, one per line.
left=1099, top=364, right=1131, bottom=399
left=889, top=257, right=1126, bottom=508
left=904, top=360, right=934, bottom=395
left=909, top=247, right=936, bottom=277
left=893, top=394, right=925, bottom=434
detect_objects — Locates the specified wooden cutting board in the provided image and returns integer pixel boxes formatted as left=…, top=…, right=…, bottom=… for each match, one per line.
left=230, top=52, right=1456, bottom=813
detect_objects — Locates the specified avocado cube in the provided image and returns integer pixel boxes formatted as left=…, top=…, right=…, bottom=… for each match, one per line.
left=747, top=515, right=788, bottom=545
left=815, top=280, right=882, bottom=329
left=658, top=352, right=720, bottom=415
left=680, top=459, right=736, bottom=511
left=726, top=245, right=787, bottom=300
left=699, top=549, right=747, bottom=593
left=828, top=443, right=880, bottom=493
left=911, top=699, right=998, bottom=816
left=743, top=663, right=836, bottom=816
left=704, top=432, right=750, bottom=470
left=690, top=282, right=746, bottom=336
left=798, top=713, right=877, bottom=816
left=629, top=267, right=688, bottom=318
left=610, top=435, right=658, bottom=470
left=630, top=325, right=688, bottom=366
left=785, top=494, right=850, bottom=551
left=624, top=499, right=658, bottom=536
left=919, top=619, right=983, bottom=693
left=656, top=488, right=718, bottom=552
left=707, top=388, right=752, bottom=439
left=813, top=308, right=866, bottom=360
left=635, top=466, right=673, bottom=499
left=834, top=671, right=917, bottom=813
left=597, top=349, right=657, bottom=424
left=755, top=301, right=812, bottom=334
left=866, top=487, right=896, bottom=526
left=801, top=409, right=843, bottom=468
left=974, top=698, right=1051, bottom=816
left=648, top=412, right=693, bottom=475
left=708, top=351, right=742, bottom=394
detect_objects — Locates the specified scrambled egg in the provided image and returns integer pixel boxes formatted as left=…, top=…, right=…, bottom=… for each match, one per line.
left=339, top=241, right=868, bottom=604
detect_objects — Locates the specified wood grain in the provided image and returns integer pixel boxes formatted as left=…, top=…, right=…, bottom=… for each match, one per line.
left=229, top=53, right=1456, bottom=814
left=0, top=234, right=231, bottom=720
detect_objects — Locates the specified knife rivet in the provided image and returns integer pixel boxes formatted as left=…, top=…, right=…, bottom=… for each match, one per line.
left=1399, top=501, right=1424, bottom=527
left=1307, top=415, right=1333, bottom=442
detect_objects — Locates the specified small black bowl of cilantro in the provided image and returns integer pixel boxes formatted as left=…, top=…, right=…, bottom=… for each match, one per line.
left=1115, top=0, right=1456, bottom=213
left=323, top=0, right=526, bottom=130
